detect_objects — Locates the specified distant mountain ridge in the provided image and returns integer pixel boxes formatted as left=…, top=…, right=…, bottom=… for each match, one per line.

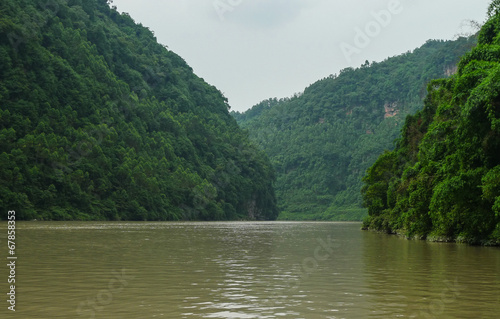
left=233, top=37, right=477, bottom=221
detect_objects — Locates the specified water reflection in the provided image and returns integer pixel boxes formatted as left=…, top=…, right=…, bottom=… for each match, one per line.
left=362, top=231, right=500, bottom=318
left=0, top=221, right=498, bottom=318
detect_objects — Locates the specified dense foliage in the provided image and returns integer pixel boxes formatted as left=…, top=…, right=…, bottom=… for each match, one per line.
left=362, top=6, right=500, bottom=245
left=0, top=0, right=278, bottom=221
left=234, top=38, right=475, bottom=221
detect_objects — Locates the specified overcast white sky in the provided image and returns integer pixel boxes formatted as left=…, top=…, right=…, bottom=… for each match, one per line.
left=112, top=0, right=491, bottom=112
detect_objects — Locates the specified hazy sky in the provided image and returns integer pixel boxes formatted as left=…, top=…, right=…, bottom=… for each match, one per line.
left=112, top=0, right=491, bottom=112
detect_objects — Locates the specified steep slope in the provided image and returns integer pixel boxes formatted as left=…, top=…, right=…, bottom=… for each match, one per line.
left=233, top=37, right=476, bottom=220
left=362, top=4, right=500, bottom=245
left=0, top=0, right=278, bottom=220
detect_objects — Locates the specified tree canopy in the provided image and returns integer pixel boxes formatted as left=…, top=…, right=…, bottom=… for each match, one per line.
left=233, top=37, right=476, bottom=221
left=0, top=0, right=278, bottom=221
left=362, top=9, right=500, bottom=245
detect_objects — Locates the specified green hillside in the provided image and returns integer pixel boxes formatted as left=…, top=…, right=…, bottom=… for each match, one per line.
left=233, top=37, right=476, bottom=221
left=362, top=3, right=500, bottom=245
left=0, top=0, right=278, bottom=221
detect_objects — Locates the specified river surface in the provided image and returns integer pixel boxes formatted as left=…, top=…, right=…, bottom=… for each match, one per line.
left=0, top=221, right=499, bottom=318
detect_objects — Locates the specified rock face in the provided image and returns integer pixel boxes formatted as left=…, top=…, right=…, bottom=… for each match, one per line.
left=384, top=102, right=399, bottom=119
left=444, top=65, right=458, bottom=76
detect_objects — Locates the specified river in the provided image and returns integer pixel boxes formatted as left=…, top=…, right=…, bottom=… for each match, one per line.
left=1, top=221, right=499, bottom=318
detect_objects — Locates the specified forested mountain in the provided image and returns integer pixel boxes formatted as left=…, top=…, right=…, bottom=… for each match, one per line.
left=233, top=37, right=476, bottom=221
left=0, top=0, right=278, bottom=221
left=362, top=4, right=500, bottom=245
